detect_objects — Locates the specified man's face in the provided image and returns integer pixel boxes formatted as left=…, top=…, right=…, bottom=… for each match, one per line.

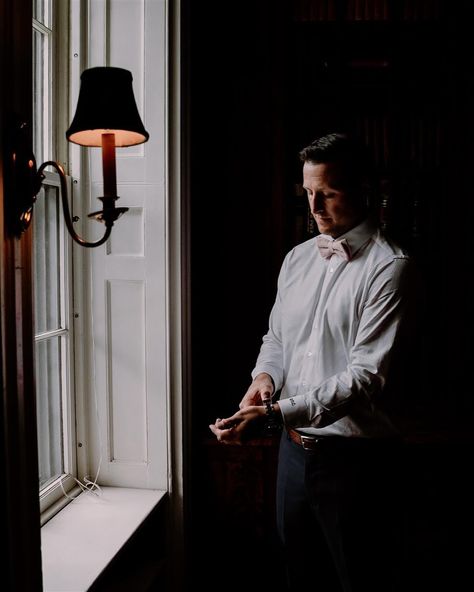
left=303, top=162, right=364, bottom=238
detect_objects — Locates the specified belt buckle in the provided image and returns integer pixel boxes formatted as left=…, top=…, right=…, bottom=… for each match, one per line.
left=300, top=434, right=318, bottom=450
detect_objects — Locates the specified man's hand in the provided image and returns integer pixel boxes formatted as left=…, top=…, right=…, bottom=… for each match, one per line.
left=209, top=406, right=267, bottom=445
left=239, top=373, right=274, bottom=409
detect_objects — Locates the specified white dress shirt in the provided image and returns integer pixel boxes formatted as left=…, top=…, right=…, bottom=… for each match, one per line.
left=251, top=218, right=412, bottom=438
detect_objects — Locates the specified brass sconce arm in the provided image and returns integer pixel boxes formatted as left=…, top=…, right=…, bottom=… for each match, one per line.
left=37, top=160, right=126, bottom=248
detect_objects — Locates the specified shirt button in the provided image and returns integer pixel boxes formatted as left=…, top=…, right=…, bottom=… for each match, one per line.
left=329, top=267, right=334, bottom=273
left=302, top=381, right=307, bottom=387
left=307, top=351, right=313, bottom=357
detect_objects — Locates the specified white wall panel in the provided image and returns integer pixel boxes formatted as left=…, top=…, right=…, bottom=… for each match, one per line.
left=105, top=280, right=147, bottom=463
left=109, top=0, right=145, bottom=113
left=85, top=0, right=168, bottom=489
left=106, top=207, right=144, bottom=256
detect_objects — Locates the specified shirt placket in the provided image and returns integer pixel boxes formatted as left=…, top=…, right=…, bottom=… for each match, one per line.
left=298, top=254, right=344, bottom=393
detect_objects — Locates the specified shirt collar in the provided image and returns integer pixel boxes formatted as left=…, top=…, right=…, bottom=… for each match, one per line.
left=319, top=218, right=376, bottom=259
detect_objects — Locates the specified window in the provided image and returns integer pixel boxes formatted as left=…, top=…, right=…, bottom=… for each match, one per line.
left=33, top=0, right=172, bottom=520
left=34, top=178, right=70, bottom=490
left=33, top=0, right=76, bottom=512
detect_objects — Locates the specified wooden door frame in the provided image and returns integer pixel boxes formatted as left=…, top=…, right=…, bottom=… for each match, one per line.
left=1, top=0, right=43, bottom=589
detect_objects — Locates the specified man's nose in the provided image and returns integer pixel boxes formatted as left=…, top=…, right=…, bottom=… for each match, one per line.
left=311, top=192, right=324, bottom=212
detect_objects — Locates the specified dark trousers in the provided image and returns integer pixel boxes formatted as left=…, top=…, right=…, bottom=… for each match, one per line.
left=276, top=430, right=403, bottom=592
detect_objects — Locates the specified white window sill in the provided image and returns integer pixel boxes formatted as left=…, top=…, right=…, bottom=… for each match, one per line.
left=41, top=486, right=167, bottom=592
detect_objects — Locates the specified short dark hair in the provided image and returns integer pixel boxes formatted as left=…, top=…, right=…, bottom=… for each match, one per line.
left=299, top=132, right=371, bottom=191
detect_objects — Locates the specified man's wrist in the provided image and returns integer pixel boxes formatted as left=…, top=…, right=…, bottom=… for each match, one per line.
left=260, top=400, right=283, bottom=436
left=263, top=400, right=282, bottom=422
left=263, top=398, right=273, bottom=415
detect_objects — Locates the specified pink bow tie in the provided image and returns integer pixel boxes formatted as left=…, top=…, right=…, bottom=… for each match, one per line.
left=316, top=235, right=352, bottom=261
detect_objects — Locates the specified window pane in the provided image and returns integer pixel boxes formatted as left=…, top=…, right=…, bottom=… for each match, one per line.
left=36, top=337, right=64, bottom=489
left=33, top=28, right=46, bottom=165
left=33, top=0, right=51, bottom=28
left=33, top=185, right=62, bottom=334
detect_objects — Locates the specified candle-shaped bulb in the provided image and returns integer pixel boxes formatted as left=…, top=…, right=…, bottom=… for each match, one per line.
left=102, top=132, right=117, bottom=199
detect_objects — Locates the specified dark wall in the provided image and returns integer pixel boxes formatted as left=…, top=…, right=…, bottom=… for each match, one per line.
left=190, top=0, right=292, bottom=432
left=190, top=0, right=474, bottom=432
left=188, top=3, right=292, bottom=589
left=187, top=1, right=474, bottom=590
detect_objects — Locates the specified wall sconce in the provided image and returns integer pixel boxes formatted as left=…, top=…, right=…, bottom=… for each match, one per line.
left=8, top=66, right=149, bottom=248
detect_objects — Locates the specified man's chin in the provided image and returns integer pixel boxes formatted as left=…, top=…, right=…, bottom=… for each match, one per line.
left=315, top=218, right=334, bottom=235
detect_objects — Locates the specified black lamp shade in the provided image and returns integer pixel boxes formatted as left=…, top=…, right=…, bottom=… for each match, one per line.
left=66, top=67, right=149, bottom=147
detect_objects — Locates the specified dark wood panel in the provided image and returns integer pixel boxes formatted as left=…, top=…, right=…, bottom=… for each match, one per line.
left=191, top=436, right=285, bottom=591
left=1, top=1, right=43, bottom=590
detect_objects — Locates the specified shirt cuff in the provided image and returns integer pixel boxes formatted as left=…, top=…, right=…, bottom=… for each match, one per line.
left=278, top=395, right=308, bottom=427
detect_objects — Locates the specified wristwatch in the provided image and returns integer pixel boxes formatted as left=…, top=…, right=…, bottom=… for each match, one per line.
left=262, top=399, right=282, bottom=434
left=263, top=398, right=275, bottom=417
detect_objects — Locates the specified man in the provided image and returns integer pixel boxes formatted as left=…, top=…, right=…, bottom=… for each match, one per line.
left=209, top=133, right=412, bottom=592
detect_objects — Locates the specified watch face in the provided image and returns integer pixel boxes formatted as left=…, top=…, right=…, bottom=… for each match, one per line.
left=263, top=418, right=282, bottom=437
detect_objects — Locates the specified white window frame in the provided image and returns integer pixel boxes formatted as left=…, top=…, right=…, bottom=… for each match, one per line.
left=36, top=173, right=78, bottom=517
left=33, top=0, right=81, bottom=517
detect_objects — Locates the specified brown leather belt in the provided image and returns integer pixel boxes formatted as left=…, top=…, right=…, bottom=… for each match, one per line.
left=288, top=429, right=398, bottom=453
left=288, top=428, right=322, bottom=450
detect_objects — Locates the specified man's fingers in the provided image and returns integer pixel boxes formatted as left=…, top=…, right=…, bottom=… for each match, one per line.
left=209, top=424, right=227, bottom=441
left=209, top=423, right=242, bottom=445
left=216, top=418, right=231, bottom=429
left=209, top=424, right=219, bottom=437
